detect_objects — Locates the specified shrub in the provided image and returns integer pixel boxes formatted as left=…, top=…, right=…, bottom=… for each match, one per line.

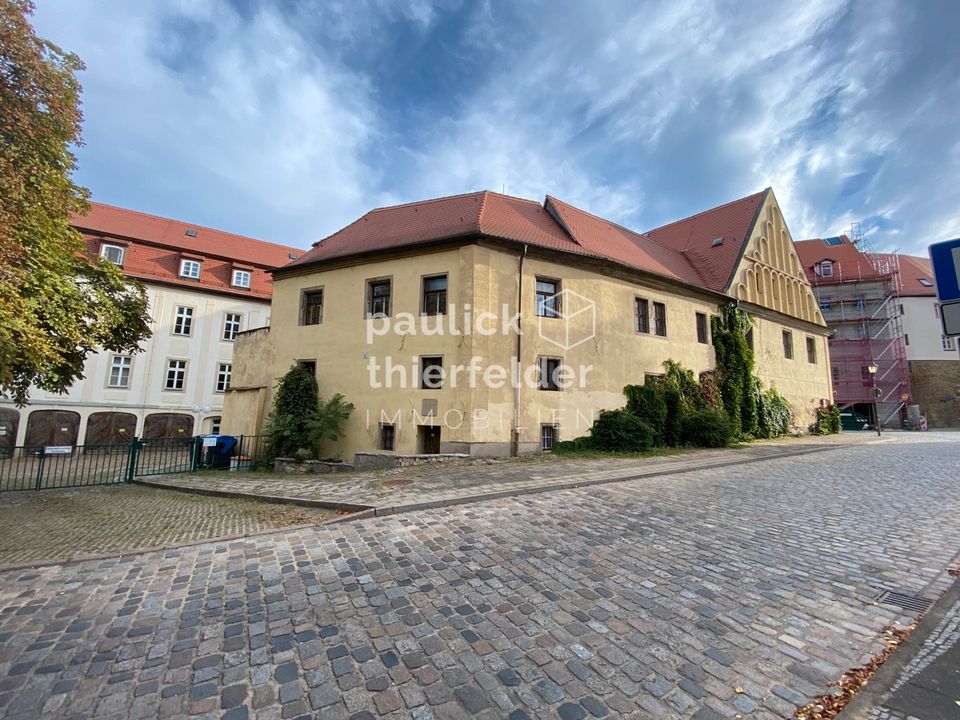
left=811, top=404, right=841, bottom=435
left=681, top=408, right=734, bottom=448
left=552, top=437, right=593, bottom=454
left=624, top=382, right=667, bottom=444
left=589, top=409, right=655, bottom=452
left=265, top=365, right=354, bottom=460
left=756, top=387, right=792, bottom=438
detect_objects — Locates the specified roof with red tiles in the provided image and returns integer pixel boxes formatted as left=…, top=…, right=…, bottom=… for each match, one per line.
left=73, top=202, right=301, bottom=300
left=794, top=235, right=890, bottom=284
left=891, top=254, right=936, bottom=297
left=283, top=189, right=769, bottom=295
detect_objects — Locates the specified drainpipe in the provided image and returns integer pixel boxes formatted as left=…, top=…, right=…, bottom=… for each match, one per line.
left=512, top=244, right=528, bottom=457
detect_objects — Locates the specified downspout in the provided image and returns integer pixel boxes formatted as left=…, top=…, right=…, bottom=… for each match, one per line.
left=513, top=244, right=528, bottom=457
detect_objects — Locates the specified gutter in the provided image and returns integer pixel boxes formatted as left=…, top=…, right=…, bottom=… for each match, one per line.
left=513, top=244, right=528, bottom=457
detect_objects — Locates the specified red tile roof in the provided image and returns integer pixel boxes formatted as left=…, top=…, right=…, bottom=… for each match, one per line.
left=795, top=235, right=889, bottom=284
left=284, top=189, right=769, bottom=294
left=892, top=254, right=936, bottom=297
left=73, top=202, right=301, bottom=300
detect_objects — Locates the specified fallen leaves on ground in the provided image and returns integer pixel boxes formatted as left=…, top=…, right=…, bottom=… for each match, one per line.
left=794, top=623, right=917, bottom=720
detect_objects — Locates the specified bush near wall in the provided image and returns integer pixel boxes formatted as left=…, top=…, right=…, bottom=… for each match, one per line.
left=558, top=302, right=839, bottom=454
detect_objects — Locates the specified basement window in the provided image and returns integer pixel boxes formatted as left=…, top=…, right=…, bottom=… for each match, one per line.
left=540, top=424, right=558, bottom=451
left=379, top=423, right=395, bottom=451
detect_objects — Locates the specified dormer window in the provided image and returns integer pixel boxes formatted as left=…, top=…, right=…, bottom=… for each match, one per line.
left=100, top=244, right=125, bottom=265
left=179, top=258, right=201, bottom=280
left=232, top=269, right=251, bottom=289
left=819, top=260, right=834, bottom=278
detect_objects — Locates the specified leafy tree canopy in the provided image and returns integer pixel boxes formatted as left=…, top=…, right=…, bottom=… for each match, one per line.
left=0, top=0, right=150, bottom=404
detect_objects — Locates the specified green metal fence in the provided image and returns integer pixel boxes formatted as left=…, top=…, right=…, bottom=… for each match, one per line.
left=0, top=434, right=272, bottom=492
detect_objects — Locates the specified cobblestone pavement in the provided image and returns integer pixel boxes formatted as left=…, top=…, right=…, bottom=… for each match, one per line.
left=0, top=432, right=957, bottom=720
left=0, top=486, right=334, bottom=568
left=140, top=433, right=874, bottom=513
left=867, top=587, right=960, bottom=720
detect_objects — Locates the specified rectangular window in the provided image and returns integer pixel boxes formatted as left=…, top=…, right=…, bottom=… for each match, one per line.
left=165, top=360, right=187, bottom=391
left=943, top=335, right=955, bottom=351
left=746, top=327, right=754, bottom=351
left=819, top=297, right=831, bottom=311
left=108, top=355, right=132, bottom=388
left=782, top=330, right=794, bottom=359
left=540, top=424, right=558, bottom=451
left=379, top=423, right=395, bottom=451
left=535, top=278, right=560, bottom=318
left=367, top=279, right=391, bottom=317
left=832, top=366, right=839, bottom=381
left=173, top=306, right=193, bottom=336
left=422, top=275, right=448, bottom=315
left=696, top=313, right=708, bottom=344
left=904, top=334, right=910, bottom=346
left=223, top=313, right=242, bottom=341
left=854, top=294, right=865, bottom=311
left=419, top=356, right=444, bottom=389
left=100, top=244, right=125, bottom=265
left=216, top=363, right=232, bottom=392
left=300, top=289, right=324, bottom=325
left=635, top=298, right=649, bottom=334
left=806, top=337, right=817, bottom=364
left=653, top=302, right=667, bottom=337
left=231, top=269, right=251, bottom=289
left=538, top=357, right=562, bottom=391
left=179, top=259, right=201, bottom=279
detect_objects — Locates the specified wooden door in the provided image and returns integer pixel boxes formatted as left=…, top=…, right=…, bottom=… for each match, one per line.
left=0, top=409, right=19, bottom=458
left=85, top=412, right=137, bottom=446
left=24, top=410, right=80, bottom=448
left=143, top=413, right=194, bottom=439
left=418, top=425, right=441, bottom=454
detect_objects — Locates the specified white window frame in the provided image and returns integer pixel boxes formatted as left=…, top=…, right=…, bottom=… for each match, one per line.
left=173, top=306, right=194, bottom=336
left=100, top=244, right=125, bottom=265
left=179, top=259, right=201, bottom=280
left=215, top=363, right=232, bottom=393
left=819, top=260, right=833, bottom=278
left=108, top=355, right=132, bottom=388
left=231, top=269, right=251, bottom=289
left=223, top=313, right=242, bottom=341
left=165, top=359, right=187, bottom=391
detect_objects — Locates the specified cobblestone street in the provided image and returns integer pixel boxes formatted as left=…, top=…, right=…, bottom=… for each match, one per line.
left=0, top=432, right=958, bottom=719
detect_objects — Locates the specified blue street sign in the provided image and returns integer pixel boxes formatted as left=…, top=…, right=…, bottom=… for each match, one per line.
left=928, top=238, right=960, bottom=303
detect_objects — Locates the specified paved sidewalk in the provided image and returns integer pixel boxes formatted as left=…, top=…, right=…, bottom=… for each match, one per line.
left=139, top=432, right=880, bottom=513
left=845, top=578, right=960, bottom=720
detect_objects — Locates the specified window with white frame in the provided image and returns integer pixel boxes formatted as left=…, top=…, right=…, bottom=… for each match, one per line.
left=100, top=244, right=125, bottom=265
left=108, top=355, right=132, bottom=388
left=222, top=313, right=242, bottom=341
left=231, top=269, right=251, bottom=289
left=216, top=363, right=232, bottom=392
left=179, top=258, right=201, bottom=279
left=819, top=260, right=833, bottom=277
left=943, top=335, right=955, bottom=351
left=165, top=360, right=187, bottom=390
left=173, top=306, right=193, bottom=335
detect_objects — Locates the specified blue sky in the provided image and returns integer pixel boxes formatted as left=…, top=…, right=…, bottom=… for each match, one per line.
left=33, top=0, right=960, bottom=255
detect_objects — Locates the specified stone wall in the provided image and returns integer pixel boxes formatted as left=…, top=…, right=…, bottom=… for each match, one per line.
left=910, top=360, right=960, bottom=428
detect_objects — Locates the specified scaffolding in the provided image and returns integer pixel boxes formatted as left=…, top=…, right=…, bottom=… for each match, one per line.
left=809, top=224, right=911, bottom=427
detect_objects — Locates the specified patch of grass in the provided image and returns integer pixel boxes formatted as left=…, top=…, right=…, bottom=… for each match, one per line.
left=550, top=446, right=684, bottom=460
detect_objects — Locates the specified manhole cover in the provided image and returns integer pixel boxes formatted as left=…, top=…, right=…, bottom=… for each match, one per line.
left=875, top=589, right=933, bottom=613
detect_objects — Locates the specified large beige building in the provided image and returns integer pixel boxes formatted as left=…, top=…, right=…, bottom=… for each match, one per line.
left=0, top=203, right=299, bottom=453
left=223, top=188, right=832, bottom=458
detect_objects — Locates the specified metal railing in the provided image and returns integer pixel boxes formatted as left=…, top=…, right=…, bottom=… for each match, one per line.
left=0, top=434, right=272, bottom=492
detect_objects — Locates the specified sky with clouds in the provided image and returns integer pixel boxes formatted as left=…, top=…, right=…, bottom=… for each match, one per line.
left=32, top=0, right=960, bottom=255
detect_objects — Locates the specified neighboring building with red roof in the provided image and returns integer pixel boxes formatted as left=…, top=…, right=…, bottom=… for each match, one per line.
left=0, top=202, right=300, bottom=450
left=894, top=254, right=959, bottom=426
left=224, top=187, right=833, bottom=458
left=795, top=235, right=927, bottom=428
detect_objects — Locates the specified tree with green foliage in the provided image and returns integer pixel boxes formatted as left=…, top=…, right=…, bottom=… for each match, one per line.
left=711, top=303, right=757, bottom=438
left=0, top=0, right=150, bottom=404
left=265, top=365, right=354, bottom=460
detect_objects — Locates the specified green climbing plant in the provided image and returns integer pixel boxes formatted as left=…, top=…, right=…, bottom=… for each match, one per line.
left=711, top=303, right=758, bottom=438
